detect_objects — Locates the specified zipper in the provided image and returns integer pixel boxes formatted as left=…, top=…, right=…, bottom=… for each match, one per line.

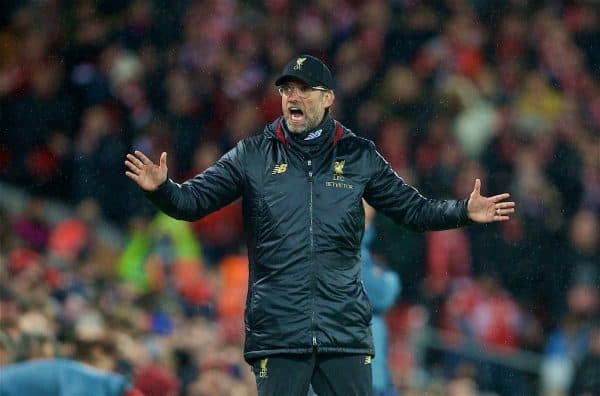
left=308, top=159, right=313, bottom=244
left=307, top=159, right=317, bottom=349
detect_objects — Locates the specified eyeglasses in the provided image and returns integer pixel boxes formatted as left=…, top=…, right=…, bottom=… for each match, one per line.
left=277, top=85, right=329, bottom=99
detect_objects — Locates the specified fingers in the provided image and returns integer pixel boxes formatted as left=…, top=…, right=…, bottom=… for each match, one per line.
left=495, top=201, right=516, bottom=209
left=134, top=150, right=153, bottom=165
left=125, top=151, right=150, bottom=184
left=495, top=208, right=515, bottom=216
left=124, top=159, right=141, bottom=174
left=126, top=153, right=144, bottom=169
left=125, top=150, right=160, bottom=172
left=493, top=201, right=516, bottom=220
left=159, top=152, right=167, bottom=168
left=125, top=171, right=139, bottom=182
left=473, top=178, right=481, bottom=195
left=490, top=193, right=510, bottom=202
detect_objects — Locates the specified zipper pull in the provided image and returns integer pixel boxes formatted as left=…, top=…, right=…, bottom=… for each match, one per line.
left=313, top=336, right=317, bottom=346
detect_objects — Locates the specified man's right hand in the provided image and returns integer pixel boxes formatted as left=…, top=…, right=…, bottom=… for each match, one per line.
left=125, top=150, right=168, bottom=191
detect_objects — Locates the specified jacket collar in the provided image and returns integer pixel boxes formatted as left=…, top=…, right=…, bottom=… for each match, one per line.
left=265, top=116, right=347, bottom=147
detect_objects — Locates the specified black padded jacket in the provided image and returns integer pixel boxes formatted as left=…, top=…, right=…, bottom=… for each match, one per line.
left=145, top=117, right=472, bottom=362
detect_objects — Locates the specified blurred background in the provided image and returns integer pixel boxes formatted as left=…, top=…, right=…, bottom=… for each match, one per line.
left=0, top=0, right=599, bottom=395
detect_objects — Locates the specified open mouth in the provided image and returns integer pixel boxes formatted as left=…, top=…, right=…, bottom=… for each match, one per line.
left=289, top=107, right=305, bottom=122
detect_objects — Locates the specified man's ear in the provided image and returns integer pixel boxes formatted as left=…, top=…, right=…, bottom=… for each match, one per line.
left=324, top=90, right=335, bottom=108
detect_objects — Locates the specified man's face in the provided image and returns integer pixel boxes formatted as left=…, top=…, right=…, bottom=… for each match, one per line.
left=280, top=80, right=334, bottom=133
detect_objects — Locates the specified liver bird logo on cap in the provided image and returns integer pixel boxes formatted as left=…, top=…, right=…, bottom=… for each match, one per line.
left=293, top=57, right=307, bottom=70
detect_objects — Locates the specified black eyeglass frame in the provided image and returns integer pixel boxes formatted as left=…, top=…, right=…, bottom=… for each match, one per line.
left=277, top=84, right=330, bottom=98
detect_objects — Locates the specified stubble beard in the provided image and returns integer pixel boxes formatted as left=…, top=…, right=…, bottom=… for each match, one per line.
left=285, top=113, right=321, bottom=134
left=286, top=120, right=307, bottom=134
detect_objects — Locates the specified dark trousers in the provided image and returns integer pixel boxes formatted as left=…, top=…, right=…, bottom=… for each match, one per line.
left=250, top=352, right=373, bottom=396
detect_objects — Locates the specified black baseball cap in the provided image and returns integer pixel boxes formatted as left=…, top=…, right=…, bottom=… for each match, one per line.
left=275, top=55, right=334, bottom=90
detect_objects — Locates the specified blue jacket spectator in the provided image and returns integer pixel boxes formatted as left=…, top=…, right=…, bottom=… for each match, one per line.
left=0, top=359, right=136, bottom=396
left=361, top=213, right=401, bottom=396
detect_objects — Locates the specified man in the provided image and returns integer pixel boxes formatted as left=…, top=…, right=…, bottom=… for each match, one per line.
left=570, top=321, right=600, bottom=395
left=125, top=55, right=515, bottom=396
left=0, top=359, right=144, bottom=396
left=361, top=202, right=400, bottom=395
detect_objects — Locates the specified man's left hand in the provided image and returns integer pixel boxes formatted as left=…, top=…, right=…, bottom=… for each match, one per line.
left=467, top=178, right=516, bottom=223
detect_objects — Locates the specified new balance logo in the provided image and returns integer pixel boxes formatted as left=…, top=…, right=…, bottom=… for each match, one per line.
left=272, top=163, right=288, bottom=174
left=304, top=129, right=322, bottom=140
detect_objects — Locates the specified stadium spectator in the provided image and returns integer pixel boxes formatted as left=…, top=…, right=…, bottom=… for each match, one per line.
left=362, top=202, right=401, bottom=395
left=570, top=321, right=600, bottom=396
left=0, top=358, right=145, bottom=396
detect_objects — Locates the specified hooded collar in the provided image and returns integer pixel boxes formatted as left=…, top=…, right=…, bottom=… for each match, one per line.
left=283, top=113, right=334, bottom=153
left=266, top=116, right=347, bottom=149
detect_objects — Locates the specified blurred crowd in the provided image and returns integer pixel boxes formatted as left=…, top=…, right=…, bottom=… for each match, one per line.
left=1, top=0, right=599, bottom=395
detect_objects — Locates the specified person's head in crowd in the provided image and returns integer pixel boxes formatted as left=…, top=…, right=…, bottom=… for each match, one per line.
left=8, top=248, right=42, bottom=279
left=31, top=61, right=64, bottom=99
left=566, top=274, right=599, bottom=321
left=12, top=198, right=49, bottom=251
left=447, top=377, right=478, bottom=396
left=134, top=364, right=180, bottom=396
left=77, top=105, right=114, bottom=153
left=569, top=209, right=599, bottom=254
left=74, top=337, right=118, bottom=372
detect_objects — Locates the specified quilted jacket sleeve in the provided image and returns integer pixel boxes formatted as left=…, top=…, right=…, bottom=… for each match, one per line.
left=144, top=141, right=245, bottom=221
left=363, top=141, right=473, bottom=232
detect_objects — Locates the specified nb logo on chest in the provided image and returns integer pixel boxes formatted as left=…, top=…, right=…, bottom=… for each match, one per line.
left=272, top=164, right=288, bottom=174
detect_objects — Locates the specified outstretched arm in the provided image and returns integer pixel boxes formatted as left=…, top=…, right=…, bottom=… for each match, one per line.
left=124, top=144, right=245, bottom=221
left=467, top=178, right=515, bottom=223
left=364, top=143, right=516, bottom=231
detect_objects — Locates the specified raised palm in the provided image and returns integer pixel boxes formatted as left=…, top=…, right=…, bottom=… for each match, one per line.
left=467, top=179, right=516, bottom=223
left=125, top=151, right=168, bottom=191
